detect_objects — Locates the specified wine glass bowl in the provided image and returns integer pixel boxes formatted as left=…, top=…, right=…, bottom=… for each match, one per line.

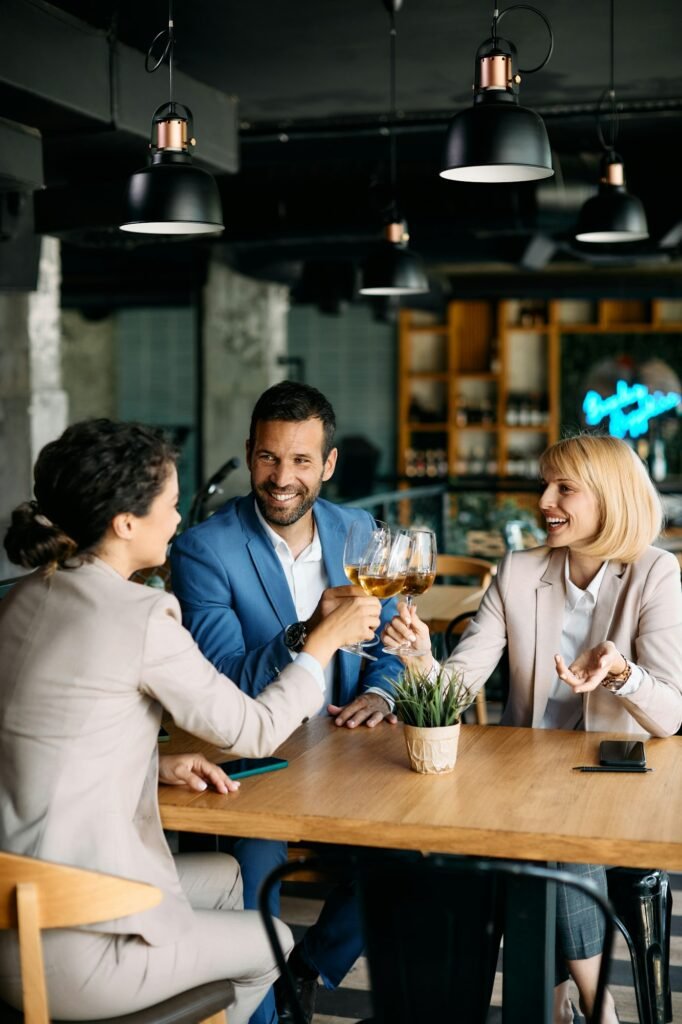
left=385, top=527, right=437, bottom=656
left=341, top=519, right=390, bottom=655
left=357, top=528, right=411, bottom=600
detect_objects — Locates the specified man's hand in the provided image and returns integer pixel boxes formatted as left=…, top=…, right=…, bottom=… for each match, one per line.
left=307, top=585, right=365, bottom=631
left=555, top=641, right=627, bottom=694
left=158, top=753, right=240, bottom=794
left=328, top=693, right=398, bottom=729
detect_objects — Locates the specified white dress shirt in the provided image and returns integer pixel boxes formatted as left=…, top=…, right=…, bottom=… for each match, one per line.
left=254, top=501, right=394, bottom=714
left=540, top=557, right=643, bottom=730
left=254, top=501, right=332, bottom=709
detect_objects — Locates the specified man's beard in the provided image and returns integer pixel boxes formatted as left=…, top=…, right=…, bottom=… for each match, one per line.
left=253, top=478, right=322, bottom=527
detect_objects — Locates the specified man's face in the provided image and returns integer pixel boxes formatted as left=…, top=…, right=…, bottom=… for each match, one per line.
left=247, top=418, right=337, bottom=528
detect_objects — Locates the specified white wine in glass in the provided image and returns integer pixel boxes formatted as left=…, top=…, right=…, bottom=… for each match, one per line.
left=386, top=527, right=437, bottom=656
left=358, top=529, right=411, bottom=598
left=341, top=519, right=389, bottom=655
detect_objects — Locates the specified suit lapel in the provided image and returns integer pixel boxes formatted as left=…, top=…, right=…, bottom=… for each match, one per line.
left=532, top=549, right=567, bottom=727
left=315, top=502, right=359, bottom=703
left=315, top=501, right=349, bottom=588
left=239, top=497, right=297, bottom=629
left=586, top=561, right=625, bottom=649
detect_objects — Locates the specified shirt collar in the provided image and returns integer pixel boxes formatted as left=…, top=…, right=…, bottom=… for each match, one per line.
left=564, top=556, right=609, bottom=610
left=253, top=498, right=321, bottom=562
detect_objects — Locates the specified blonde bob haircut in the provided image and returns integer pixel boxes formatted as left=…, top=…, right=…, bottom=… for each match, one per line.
left=539, top=434, right=664, bottom=563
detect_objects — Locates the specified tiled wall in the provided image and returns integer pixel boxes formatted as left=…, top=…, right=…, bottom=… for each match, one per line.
left=117, top=308, right=197, bottom=521
left=287, top=305, right=397, bottom=486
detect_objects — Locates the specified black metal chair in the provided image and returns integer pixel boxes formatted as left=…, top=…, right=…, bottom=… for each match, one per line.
left=442, top=616, right=674, bottom=1024
left=259, top=852, right=618, bottom=1024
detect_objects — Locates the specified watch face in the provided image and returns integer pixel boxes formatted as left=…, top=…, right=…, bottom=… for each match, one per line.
left=285, top=622, right=307, bottom=650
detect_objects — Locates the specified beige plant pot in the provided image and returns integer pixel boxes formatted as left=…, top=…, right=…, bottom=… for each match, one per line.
left=403, top=722, right=461, bottom=775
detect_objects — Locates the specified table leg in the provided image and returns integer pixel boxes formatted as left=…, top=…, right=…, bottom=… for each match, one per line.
left=502, top=871, right=556, bottom=1023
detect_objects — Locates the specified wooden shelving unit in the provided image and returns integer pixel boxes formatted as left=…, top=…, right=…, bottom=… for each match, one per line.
left=397, top=297, right=682, bottom=482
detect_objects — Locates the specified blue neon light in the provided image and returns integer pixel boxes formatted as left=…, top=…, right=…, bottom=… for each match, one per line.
left=582, top=379, right=681, bottom=439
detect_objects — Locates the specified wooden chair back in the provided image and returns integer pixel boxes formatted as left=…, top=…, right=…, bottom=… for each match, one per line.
left=435, top=555, right=495, bottom=589
left=0, top=851, right=162, bottom=1024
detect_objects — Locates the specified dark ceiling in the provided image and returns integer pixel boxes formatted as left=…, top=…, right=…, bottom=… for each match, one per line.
left=2, top=0, right=682, bottom=306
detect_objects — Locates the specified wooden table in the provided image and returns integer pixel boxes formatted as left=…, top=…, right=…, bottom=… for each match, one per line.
left=413, top=583, right=485, bottom=633
left=160, top=719, right=682, bottom=1022
left=159, top=717, right=682, bottom=870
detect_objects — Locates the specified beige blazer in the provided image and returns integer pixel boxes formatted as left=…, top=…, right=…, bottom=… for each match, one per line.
left=0, top=558, right=322, bottom=945
left=448, top=545, right=682, bottom=737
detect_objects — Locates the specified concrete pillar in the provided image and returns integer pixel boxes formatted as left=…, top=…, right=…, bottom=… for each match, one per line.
left=0, top=237, right=68, bottom=578
left=202, top=261, right=288, bottom=499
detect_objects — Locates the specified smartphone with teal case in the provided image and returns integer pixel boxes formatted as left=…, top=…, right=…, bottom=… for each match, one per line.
left=219, top=756, right=288, bottom=779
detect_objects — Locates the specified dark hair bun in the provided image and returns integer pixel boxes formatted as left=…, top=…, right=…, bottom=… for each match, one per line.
left=3, top=501, right=77, bottom=569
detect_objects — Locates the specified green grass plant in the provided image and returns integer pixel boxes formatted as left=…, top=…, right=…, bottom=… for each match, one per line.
left=392, top=663, right=476, bottom=728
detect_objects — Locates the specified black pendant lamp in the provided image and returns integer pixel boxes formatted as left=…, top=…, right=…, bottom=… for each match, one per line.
left=360, top=0, right=428, bottom=297
left=440, top=4, right=554, bottom=183
left=575, top=0, right=648, bottom=243
left=120, top=1, right=224, bottom=236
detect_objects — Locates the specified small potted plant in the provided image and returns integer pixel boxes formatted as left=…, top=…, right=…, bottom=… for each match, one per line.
left=392, top=663, right=476, bottom=774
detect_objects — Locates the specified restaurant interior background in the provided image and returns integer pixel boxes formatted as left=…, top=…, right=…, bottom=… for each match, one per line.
left=0, top=0, right=681, bottom=579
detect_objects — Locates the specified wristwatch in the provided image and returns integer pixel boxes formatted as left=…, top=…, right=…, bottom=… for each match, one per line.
left=602, top=654, right=632, bottom=692
left=284, top=621, right=308, bottom=653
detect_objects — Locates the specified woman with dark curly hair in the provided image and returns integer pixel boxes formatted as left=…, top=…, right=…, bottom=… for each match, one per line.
left=0, top=418, right=380, bottom=1024
left=383, top=434, right=682, bottom=1024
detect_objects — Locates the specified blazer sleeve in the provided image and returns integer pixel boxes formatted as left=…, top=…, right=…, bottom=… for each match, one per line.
left=170, top=528, right=292, bottom=696
left=139, top=592, right=323, bottom=755
left=617, top=550, right=682, bottom=737
left=441, top=554, right=510, bottom=693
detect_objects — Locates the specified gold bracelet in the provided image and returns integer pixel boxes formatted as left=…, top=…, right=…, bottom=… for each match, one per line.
left=602, top=654, right=632, bottom=692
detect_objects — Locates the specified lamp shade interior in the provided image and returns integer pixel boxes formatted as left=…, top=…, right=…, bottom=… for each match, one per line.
left=575, top=186, right=649, bottom=243
left=360, top=241, right=429, bottom=296
left=440, top=101, right=553, bottom=183
left=121, top=159, right=224, bottom=235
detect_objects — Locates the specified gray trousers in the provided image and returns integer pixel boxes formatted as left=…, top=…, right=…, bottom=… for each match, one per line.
left=0, top=852, right=292, bottom=1024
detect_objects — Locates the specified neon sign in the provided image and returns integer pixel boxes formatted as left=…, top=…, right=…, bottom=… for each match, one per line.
left=582, top=379, right=681, bottom=439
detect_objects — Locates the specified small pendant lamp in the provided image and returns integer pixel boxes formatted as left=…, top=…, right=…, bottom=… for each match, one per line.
left=575, top=0, right=648, bottom=243
left=440, top=4, right=554, bottom=184
left=120, top=0, right=224, bottom=236
left=360, top=0, right=428, bottom=296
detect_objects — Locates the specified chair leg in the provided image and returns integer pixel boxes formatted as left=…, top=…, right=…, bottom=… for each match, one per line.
left=608, top=868, right=672, bottom=1024
left=199, top=1012, right=227, bottom=1024
left=475, top=686, right=488, bottom=725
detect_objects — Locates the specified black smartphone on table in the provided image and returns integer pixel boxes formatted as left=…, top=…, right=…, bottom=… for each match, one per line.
left=599, top=740, right=646, bottom=768
left=218, top=756, right=288, bottom=779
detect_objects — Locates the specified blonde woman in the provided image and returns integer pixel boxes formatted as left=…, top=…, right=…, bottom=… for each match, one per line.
left=383, top=434, right=682, bottom=1024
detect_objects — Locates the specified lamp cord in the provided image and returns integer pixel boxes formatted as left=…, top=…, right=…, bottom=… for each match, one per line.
left=493, top=4, right=554, bottom=74
left=388, top=5, right=398, bottom=213
left=597, top=0, right=618, bottom=155
left=145, top=0, right=175, bottom=111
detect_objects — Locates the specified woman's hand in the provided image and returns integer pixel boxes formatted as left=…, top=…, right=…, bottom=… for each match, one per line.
left=555, top=641, right=627, bottom=694
left=158, top=753, right=240, bottom=794
left=303, top=594, right=381, bottom=665
left=381, top=603, right=434, bottom=671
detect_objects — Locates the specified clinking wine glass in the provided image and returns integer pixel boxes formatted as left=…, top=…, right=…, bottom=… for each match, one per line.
left=385, top=527, right=437, bottom=656
left=342, top=519, right=390, bottom=655
left=358, top=528, right=411, bottom=601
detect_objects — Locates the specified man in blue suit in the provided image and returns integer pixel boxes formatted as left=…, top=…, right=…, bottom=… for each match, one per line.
left=171, top=381, right=401, bottom=1024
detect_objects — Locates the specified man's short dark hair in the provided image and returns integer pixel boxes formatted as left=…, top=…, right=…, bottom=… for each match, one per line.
left=249, top=380, right=336, bottom=459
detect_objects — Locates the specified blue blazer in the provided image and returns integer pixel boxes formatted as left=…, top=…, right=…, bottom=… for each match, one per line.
left=170, top=494, right=402, bottom=705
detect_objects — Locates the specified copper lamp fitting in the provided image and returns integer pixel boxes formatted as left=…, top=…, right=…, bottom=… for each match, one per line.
left=157, top=118, right=189, bottom=152
left=479, top=53, right=511, bottom=90
left=602, top=161, right=625, bottom=187
left=384, top=221, right=407, bottom=243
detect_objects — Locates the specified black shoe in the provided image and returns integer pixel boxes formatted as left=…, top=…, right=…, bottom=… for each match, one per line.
left=274, top=971, right=318, bottom=1024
